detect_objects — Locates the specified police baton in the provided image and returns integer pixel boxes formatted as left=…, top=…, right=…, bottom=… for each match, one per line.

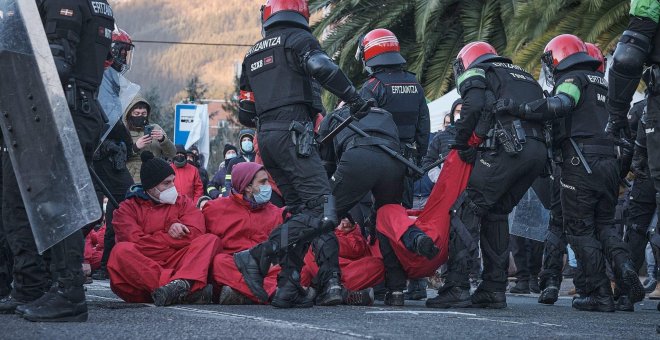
left=326, top=115, right=428, bottom=176
left=88, top=165, right=120, bottom=209
left=568, top=138, right=592, bottom=175
left=318, top=114, right=354, bottom=145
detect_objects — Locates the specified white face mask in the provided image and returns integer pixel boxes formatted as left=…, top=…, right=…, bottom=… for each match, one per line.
left=151, top=186, right=178, bottom=205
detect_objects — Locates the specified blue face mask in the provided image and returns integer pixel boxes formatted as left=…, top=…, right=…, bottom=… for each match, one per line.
left=252, top=184, right=272, bottom=204
left=241, top=140, right=254, bottom=153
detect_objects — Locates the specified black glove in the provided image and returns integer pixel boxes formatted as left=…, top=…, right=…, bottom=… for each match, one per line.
left=348, top=97, right=375, bottom=120
left=619, top=146, right=633, bottom=179
left=474, top=108, right=495, bottom=138
left=457, top=146, right=477, bottom=164
left=631, top=146, right=648, bottom=179
left=494, top=98, right=525, bottom=118
left=605, top=114, right=632, bottom=140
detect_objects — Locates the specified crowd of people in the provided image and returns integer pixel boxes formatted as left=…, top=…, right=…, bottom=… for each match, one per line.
left=1, top=0, right=660, bottom=324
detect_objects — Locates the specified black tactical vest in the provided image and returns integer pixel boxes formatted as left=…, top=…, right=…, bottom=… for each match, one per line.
left=369, top=70, right=424, bottom=142
left=243, top=28, right=314, bottom=115
left=481, top=62, right=545, bottom=126
left=77, top=0, right=114, bottom=88
left=554, top=70, right=609, bottom=144
left=333, top=108, right=400, bottom=157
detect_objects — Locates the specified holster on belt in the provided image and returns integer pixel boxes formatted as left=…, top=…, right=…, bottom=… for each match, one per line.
left=289, top=120, right=315, bottom=158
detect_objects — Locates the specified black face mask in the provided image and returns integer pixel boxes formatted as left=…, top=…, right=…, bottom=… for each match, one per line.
left=129, top=116, right=148, bottom=128
left=173, top=155, right=187, bottom=168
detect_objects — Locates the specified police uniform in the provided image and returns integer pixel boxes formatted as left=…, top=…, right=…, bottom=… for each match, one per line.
left=319, top=107, right=407, bottom=293
left=427, top=60, right=547, bottom=309
left=0, top=0, right=113, bottom=321
left=360, top=67, right=430, bottom=208
left=235, top=20, right=366, bottom=307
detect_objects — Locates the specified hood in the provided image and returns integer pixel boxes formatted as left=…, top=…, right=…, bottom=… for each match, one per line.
left=125, top=184, right=152, bottom=201
left=449, top=98, right=463, bottom=125
left=122, top=93, right=151, bottom=127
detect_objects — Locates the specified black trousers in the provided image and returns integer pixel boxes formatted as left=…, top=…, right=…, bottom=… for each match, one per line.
left=255, top=122, right=335, bottom=282
left=332, top=146, right=406, bottom=290
left=445, top=138, right=546, bottom=292
left=510, top=235, right=543, bottom=281
left=92, top=156, right=133, bottom=271
left=624, top=175, right=659, bottom=272
left=0, top=155, right=12, bottom=297
left=560, top=153, right=628, bottom=295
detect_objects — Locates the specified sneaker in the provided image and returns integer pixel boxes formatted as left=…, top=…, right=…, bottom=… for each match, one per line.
left=426, top=286, right=471, bottom=308
left=343, top=288, right=374, bottom=306
left=151, top=279, right=191, bottom=307
left=471, top=288, right=506, bottom=309
left=217, top=286, right=253, bottom=305
left=384, top=291, right=404, bottom=306
left=644, top=278, right=658, bottom=293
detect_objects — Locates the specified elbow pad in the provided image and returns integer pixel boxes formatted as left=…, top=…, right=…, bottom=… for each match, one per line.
left=546, top=93, right=575, bottom=117
left=304, top=51, right=359, bottom=102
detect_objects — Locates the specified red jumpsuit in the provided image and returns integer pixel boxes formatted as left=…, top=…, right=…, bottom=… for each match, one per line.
left=171, top=163, right=204, bottom=203
left=107, top=191, right=221, bottom=303
left=203, top=194, right=284, bottom=303
left=301, top=227, right=385, bottom=291
left=84, top=225, right=105, bottom=271
left=374, top=137, right=479, bottom=279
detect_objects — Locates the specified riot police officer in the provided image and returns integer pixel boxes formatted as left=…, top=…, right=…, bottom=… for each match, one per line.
left=356, top=29, right=430, bottom=209
left=0, top=0, right=114, bottom=322
left=504, top=34, right=644, bottom=312
left=232, top=0, right=370, bottom=308
left=537, top=41, right=609, bottom=305
left=425, top=42, right=547, bottom=309
left=319, top=105, right=438, bottom=306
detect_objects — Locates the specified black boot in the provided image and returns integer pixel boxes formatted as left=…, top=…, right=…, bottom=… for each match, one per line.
left=571, top=285, right=615, bottom=312
left=413, top=234, right=440, bottom=260
left=404, top=278, right=428, bottom=300
left=182, top=284, right=213, bottom=305
left=151, top=279, right=191, bottom=307
left=471, top=288, right=507, bottom=309
left=0, top=295, right=33, bottom=314
left=217, top=286, right=254, bottom=305
left=271, top=272, right=314, bottom=309
left=21, top=286, right=87, bottom=322
left=538, top=278, right=560, bottom=305
left=315, top=273, right=342, bottom=306
left=91, top=268, right=109, bottom=281
left=615, top=295, right=634, bottom=312
left=509, top=280, right=530, bottom=294
left=426, top=286, right=471, bottom=308
left=384, top=290, right=404, bottom=306
left=343, top=288, right=374, bottom=306
left=529, top=277, right=540, bottom=294
left=621, top=262, right=645, bottom=304
left=233, top=249, right=269, bottom=303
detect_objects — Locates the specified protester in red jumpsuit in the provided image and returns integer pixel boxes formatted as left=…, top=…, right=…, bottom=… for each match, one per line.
left=172, top=145, right=204, bottom=204
left=204, top=162, right=283, bottom=304
left=107, top=151, right=221, bottom=306
left=84, top=225, right=106, bottom=271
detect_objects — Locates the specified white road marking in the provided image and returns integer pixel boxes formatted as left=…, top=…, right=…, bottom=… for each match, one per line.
left=366, top=310, right=477, bottom=316
left=86, top=294, right=372, bottom=339
left=365, top=309, right=563, bottom=328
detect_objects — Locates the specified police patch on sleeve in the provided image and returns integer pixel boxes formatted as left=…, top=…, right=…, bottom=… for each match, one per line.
left=59, top=8, right=74, bottom=16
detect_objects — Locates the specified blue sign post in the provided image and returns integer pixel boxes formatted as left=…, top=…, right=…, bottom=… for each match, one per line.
left=174, top=104, right=197, bottom=146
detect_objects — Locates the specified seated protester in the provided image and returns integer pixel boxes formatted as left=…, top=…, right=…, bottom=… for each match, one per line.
left=203, top=162, right=283, bottom=304
left=84, top=224, right=106, bottom=271
left=107, top=151, right=222, bottom=306
left=223, top=129, right=256, bottom=196
left=300, top=218, right=384, bottom=306
left=207, top=144, right=238, bottom=199
left=172, top=145, right=204, bottom=204
left=186, top=145, right=209, bottom=192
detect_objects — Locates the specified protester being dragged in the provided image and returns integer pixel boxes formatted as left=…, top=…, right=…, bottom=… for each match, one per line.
left=107, top=151, right=221, bottom=306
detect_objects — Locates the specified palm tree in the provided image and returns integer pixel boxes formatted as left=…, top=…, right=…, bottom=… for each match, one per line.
left=310, top=0, right=513, bottom=102
left=507, top=0, right=630, bottom=72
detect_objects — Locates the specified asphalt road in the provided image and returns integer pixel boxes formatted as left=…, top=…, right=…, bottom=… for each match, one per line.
left=0, top=281, right=658, bottom=339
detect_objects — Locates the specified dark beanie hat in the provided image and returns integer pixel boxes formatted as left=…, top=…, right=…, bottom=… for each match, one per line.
left=232, top=162, right=264, bottom=193
left=223, top=144, right=238, bottom=157
left=140, top=151, right=175, bottom=189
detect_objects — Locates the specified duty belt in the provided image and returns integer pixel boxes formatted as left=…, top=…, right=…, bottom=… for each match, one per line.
left=563, top=138, right=617, bottom=157
left=258, top=120, right=295, bottom=131
left=345, top=136, right=399, bottom=152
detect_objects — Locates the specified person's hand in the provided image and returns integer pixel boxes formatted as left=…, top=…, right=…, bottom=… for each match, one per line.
left=349, top=97, right=375, bottom=120
left=150, top=128, right=165, bottom=143
left=337, top=218, right=355, bottom=233
left=136, top=134, right=153, bottom=149
left=458, top=146, right=477, bottom=164
left=168, top=223, right=190, bottom=239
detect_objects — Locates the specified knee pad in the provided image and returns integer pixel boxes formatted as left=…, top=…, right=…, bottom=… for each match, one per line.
left=312, top=233, right=339, bottom=264
left=608, top=30, right=650, bottom=111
